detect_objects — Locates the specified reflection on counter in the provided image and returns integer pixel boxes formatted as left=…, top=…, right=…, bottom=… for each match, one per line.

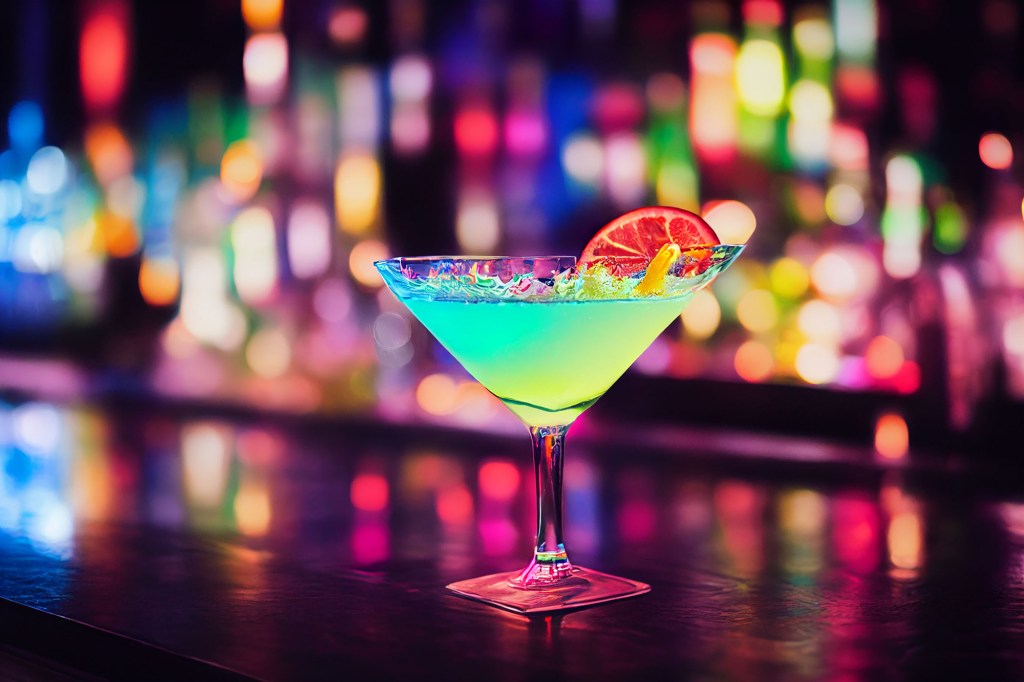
left=0, top=397, right=1015, bottom=585
left=4, top=397, right=1024, bottom=678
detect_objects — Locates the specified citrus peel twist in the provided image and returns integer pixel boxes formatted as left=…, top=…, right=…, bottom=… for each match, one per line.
left=633, top=243, right=682, bottom=296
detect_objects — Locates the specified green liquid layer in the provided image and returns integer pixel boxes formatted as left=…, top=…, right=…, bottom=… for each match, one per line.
left=406, top=295, right=691, bottom=426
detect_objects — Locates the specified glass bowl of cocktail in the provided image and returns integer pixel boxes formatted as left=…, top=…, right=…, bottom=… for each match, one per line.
left=376, top=207, right=744, bottom=614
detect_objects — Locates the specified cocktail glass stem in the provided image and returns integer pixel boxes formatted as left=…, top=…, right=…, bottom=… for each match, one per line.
left=511, top=424, right=574, bottom=587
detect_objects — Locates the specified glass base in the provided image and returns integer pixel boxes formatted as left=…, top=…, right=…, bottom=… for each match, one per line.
left=446, top=567, right=650, bottom=615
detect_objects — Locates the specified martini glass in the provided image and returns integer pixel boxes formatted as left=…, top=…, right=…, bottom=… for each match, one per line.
left=376, top=244, right=742, bottom=613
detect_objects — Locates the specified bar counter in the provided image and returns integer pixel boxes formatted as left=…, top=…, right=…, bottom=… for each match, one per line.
left=2, top=397, right=1024, bottom=681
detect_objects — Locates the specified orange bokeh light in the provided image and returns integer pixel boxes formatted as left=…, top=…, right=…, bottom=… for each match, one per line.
left=242, top=0, right=282, bottom=31
left=138, top=257, right=180, bottom=306
left=85, top=122, right=133, bottom=186
left=221, top=140, right=263, bottom=203
left=865, top=335, right=904, bottom=379
left=98, top=211, right=139, bottom=257
left=875, top=412, right=909, bottom=460
left=734, top=340, right=774, bottom=382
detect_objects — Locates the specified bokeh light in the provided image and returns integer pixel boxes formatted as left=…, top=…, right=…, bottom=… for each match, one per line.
left=811, top=251, right=858, bottom=300
left=825, top=184, right=865, bottom=225
left=416, top=374, right=459, bottom=416
left=231, top=206, right=278, bottom=304
left=703, top=200, right=757, bottom=244
left=349, top=239, right=389, bottom=288
left=561, top=134, right=604, bottom=185
left=795, top=343, right=839, bottom=384
left=139, top=257, right=180, bottom=306
left=351, top=472, right=390, bottom=512
left=736, top=289, right=778, bottom=333
left=246, top=327, right=292, bottom=379
left=680, top=289, right=721, bottom=340
left=244, top=32, right=289, bottom=104
left=242, top=0, right=282, bottom=31
left=769, top=257, right=810, bottom=299
left=80, top=2, right=129, bottom=112
left=979, top=132, right=1013, bottom=170
left=456, top=191, right=501, bottom=253
left=335, top=151, right=381, bottom=236
left=287, top=200, right=332, bottom=280
left=865, top=335, right=904, bottom=380
left=734, top=340, right=774, bottom=382
left=797, top=300, right=842, bottom=343
left=793, top=17, right=835, bottom=60
left=875, top=412, right=909, bottom=460
left=735, top=40, right=786, bottom=116
left=26, top=147, right=68, bottom=195
left=479, top=461, right=520, bottom=501
left=220, top=140, right=263, bottom=203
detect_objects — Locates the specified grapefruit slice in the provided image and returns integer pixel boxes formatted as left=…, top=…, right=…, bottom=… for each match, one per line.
left=579, top=206, right=720, bottom=276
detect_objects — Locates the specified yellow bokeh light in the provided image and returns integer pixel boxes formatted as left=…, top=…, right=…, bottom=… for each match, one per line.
left=795, top=343, right=839, bottom=384
left=680, top=289, right=721, bottom=340
left=245, top=327, right=292, bottom=379
left=655, top=162, right=699, bottom=211
left=811, top=251, right=858, bottom=300
left=789, top=80, right=833, bottom=123
left=888, top=511, right=923, bottom=570
left=230, top=206, right=278, bottom=304
left=734, top=340, right=774, bottom=382
left=736, top=289, right=778, bottom=333
left=335, top=150, right=381, bottom=236
left=735, top=40, right=786, bottom=116
left=416, top=373, right=459, bottom=416
left=797, top=299, right=842, bottom=343
left=703, top=200, right=757, bottom=244
left=825, top=184, right=865, bottom=226
left=221, top=139, right=263, bottom=203
left=349, top=239, right=389, bottom=288
left=769, top=257, right=809, bottom=299
left=793, top=17, right=835, bottom=60
left=234, top=475, right=272, bottom=537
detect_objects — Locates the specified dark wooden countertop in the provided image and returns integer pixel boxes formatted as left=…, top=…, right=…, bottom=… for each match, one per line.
left=1, top=399, right=1023, bottom=681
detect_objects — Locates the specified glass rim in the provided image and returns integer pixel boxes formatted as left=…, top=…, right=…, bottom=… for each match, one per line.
left=374, top=255, right=578, bottom=267
left=374, top=245, right=744, bottom=268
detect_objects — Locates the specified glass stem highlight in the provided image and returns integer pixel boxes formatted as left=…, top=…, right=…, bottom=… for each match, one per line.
left=514, top=424, right=574, bottom=587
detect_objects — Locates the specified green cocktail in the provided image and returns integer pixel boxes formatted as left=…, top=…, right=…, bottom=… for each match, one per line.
left=405, top=296, right=693, bottom=425
left=376, top=245, right=742, bottom=613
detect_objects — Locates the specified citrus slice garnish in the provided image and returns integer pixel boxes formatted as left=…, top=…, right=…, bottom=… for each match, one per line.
left=579, top=206, right=720, bottom=277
